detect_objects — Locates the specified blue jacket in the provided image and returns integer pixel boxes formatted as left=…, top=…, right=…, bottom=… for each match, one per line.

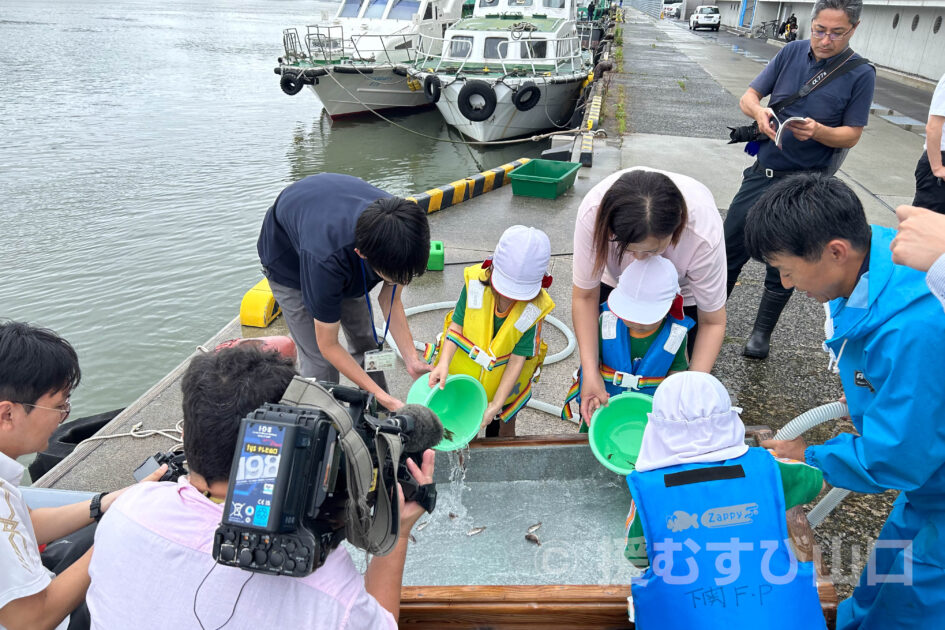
left=807, top=226, right=945, bottom=508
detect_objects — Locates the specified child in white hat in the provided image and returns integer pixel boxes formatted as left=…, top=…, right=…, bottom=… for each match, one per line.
left=623, top=372, right=826, bottom=629
left=428, top=225, right=555, bottom=437
left=563, top=255, right=694, bottom=430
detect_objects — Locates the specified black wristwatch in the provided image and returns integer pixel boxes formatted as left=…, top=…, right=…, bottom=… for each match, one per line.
left=89, top=492, right=110, bottom=522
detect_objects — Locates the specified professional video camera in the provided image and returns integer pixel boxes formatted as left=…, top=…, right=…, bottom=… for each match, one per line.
left=211, top=377, right=443, bottom=577
left=133, top=450, right=188, bottom=483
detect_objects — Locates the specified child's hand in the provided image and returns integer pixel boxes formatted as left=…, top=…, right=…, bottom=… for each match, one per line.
left=481, top=402, right=502, bottom=430
left=428, top=363, right=449, bottom=390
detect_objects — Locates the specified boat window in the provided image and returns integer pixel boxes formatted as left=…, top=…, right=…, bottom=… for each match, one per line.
left=484, top=37, right=509, bottom=58
left=364, top=0, right=388, bottom=18
left=388, top=0, right=421, bottom=19
left=521, top=39, right=547, bottom=58
left=340, top=0, right=363, bottom=17
left=508, top=0, right=535, bottom=6
left=543, top=0, right=566, bottom=7
left=448, top=36, right=474, bottom=58
left=479, top=0, right=500, bottom=7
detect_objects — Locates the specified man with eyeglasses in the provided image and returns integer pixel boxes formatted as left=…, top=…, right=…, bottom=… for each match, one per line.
left=0, top=321, right=166, bottom=630
left=724, top=0, right=875, bottom=360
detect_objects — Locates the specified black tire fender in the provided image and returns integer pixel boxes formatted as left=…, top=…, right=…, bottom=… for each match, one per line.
left=512, top=81, right=541, bottom=112
left=457, top=80, right=497, bottom=122
left=423, top=74, right=442, bottom=104
left=280, top=72, right=305, bottom=95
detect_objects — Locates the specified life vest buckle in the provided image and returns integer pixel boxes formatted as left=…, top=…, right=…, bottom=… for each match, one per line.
left=469, top=345, right=496, bottom=370
left=612, top=370, right=641, bottom=390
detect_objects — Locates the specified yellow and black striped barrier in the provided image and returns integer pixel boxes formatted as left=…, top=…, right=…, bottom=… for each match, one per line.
left=406, top=158, right=531, bottom=214
left=586, top=95, right=602, bottom=131
left=580, top=132, right=595, bottom=167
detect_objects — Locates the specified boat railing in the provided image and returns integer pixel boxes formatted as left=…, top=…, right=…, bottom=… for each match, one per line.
left=301, top=24, right=416, bottom=65
left=282, top=28, right=307, bottom=63
left=413, top=32, right=585, bottom=76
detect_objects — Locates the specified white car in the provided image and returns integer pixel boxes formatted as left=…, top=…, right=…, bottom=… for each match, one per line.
left=689, top=5, right=721, bottom=31
left=662, top=1, right=682, bottom=18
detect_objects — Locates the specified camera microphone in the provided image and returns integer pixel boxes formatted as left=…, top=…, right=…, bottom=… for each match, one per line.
left=390, top=404, right=448, bottom=453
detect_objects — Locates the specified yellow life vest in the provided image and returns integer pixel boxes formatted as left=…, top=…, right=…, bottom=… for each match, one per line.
left=437, top=264, right=555, bottom=412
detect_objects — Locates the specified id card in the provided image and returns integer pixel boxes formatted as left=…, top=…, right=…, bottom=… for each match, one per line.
left=365, top=349, right=396, bottom=372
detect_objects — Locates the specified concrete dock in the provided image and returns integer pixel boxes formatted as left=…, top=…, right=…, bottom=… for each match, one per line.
left=37, top=7, right=933, bottom=601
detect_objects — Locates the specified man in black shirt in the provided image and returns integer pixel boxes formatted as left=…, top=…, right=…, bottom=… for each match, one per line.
left=257, top=173, right=431, bottom=411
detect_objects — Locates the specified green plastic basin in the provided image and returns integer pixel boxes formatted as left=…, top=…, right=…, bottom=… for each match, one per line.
left=508, top=159, right=582, bottom=199
left=588, top=392, right=653, bottom=475
left=406, top=374, right=488, bottom=451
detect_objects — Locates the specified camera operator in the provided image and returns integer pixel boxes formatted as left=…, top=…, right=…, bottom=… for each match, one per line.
left=725, top=0, right=875, bottom=359
left=86, top=346, right=434, bottom=629
left=0, top=321, right=167, bottom=630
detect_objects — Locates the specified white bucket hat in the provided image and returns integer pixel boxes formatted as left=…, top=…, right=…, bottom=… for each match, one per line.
left=634, top=372, right=748, bottom=473
left=607, top=256, right=680, bottom=326
left=490, top=225, right=551, bottom=301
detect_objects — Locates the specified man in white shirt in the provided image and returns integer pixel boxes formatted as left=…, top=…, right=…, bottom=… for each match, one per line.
left=913, top=72, right=945, bottom=214
left=87, top=344, right=433, bottom=629
left=0, top=321, right=164, bottom=630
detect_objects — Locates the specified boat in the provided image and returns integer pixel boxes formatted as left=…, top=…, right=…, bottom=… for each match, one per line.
left=276, top=0, right=463, bottom=119
left=406, top=0, right=593, bottom=142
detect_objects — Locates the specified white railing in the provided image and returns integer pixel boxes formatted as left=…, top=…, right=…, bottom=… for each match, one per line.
left=284, top=24, right=416, bottom=65
left=412, top=32, right=585, bottom=75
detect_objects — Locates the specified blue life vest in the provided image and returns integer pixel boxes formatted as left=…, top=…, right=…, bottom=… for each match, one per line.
left=626, top=448, right=826, bottom=630
left=598, top=306, right=695, bottom=397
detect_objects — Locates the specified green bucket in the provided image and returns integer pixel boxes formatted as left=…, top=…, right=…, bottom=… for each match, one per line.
left=588, top=392, right=653, bottom=475
left=406, top=374, right=487, bottom=451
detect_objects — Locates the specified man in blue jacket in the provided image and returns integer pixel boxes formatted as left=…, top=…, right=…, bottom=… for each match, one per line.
left=745, top=174, right=945, bottom=629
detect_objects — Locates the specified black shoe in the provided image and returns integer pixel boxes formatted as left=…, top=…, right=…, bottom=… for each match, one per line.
left=743, top=289, right=792, bottom=359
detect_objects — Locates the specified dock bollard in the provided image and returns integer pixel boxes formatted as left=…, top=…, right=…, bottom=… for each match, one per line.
left=240, top=278, right=281, bottom=328
left=427, top=240, right=445, bottom=271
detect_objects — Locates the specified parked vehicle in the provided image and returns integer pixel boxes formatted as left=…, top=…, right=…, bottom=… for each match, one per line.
left=689, top=5, right=720, bottom=31
left=661, top=1, right=682, bottom=18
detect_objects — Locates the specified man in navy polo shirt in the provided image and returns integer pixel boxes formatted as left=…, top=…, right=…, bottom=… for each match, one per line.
left=257, top=173, right=431, bottom=411
left=725, top=0, right=875, bottom=360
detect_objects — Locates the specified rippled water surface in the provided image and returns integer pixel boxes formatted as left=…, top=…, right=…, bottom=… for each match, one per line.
left=1, top=0, right=542, bottom=417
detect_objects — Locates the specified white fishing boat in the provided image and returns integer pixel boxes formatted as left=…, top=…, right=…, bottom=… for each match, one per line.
left=276, top=0, right=463, bottom=119
left=406, top=0, right=592, bottom=141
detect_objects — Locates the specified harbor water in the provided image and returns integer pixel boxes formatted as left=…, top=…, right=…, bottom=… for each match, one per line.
left=1, top=0, right=546, bottom=420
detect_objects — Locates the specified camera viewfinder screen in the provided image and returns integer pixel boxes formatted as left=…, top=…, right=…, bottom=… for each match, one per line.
left=227, top=423, right=285, bottom=529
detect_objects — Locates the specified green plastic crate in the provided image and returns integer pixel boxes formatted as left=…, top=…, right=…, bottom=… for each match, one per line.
left=508, top=159, right=582, bottom=199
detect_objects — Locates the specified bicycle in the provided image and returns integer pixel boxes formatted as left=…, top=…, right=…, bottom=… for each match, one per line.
left=751, top=19, right=779, bottom=39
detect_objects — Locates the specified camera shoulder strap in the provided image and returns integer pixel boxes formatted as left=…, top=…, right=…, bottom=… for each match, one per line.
left=280, top=377, right=401, bottom=555
left=771, top=48, right=871, bottom=114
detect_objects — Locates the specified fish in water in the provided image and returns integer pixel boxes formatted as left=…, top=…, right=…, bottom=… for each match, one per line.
left=449, top=512, right=458, bottom=520
left=467, top=526, right=486, bottom=536
left=525, top=533, right=541, bottom=546
left=527, top=522, right=542, bottom=534
left=417, top=520, right=430, bottom=531
left=443, top=428, right=456, bottom=441
left=409, top=534, right=417, bottom=543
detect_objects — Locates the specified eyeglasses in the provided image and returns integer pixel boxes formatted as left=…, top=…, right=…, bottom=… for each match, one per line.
left=810, top=25, right=856, bottom=41
left=19, top=399, right=71, bottom=424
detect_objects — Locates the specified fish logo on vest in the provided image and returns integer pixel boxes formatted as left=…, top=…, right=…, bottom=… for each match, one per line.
left=666, top=510, right=700, bottom=532
left=700, top=503, right=759, bottom=528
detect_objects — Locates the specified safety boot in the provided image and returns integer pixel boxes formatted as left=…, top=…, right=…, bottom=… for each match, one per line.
left=743, top=289, right=792, bottom=359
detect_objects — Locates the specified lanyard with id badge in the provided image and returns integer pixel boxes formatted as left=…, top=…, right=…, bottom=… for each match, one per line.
left=361, top=259, right=397, bottom=372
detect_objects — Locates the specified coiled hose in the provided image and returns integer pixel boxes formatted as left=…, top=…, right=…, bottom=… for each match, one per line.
left=774, top=401, right=851, bottom=529
left=376, top=301, right=577, bottom=418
